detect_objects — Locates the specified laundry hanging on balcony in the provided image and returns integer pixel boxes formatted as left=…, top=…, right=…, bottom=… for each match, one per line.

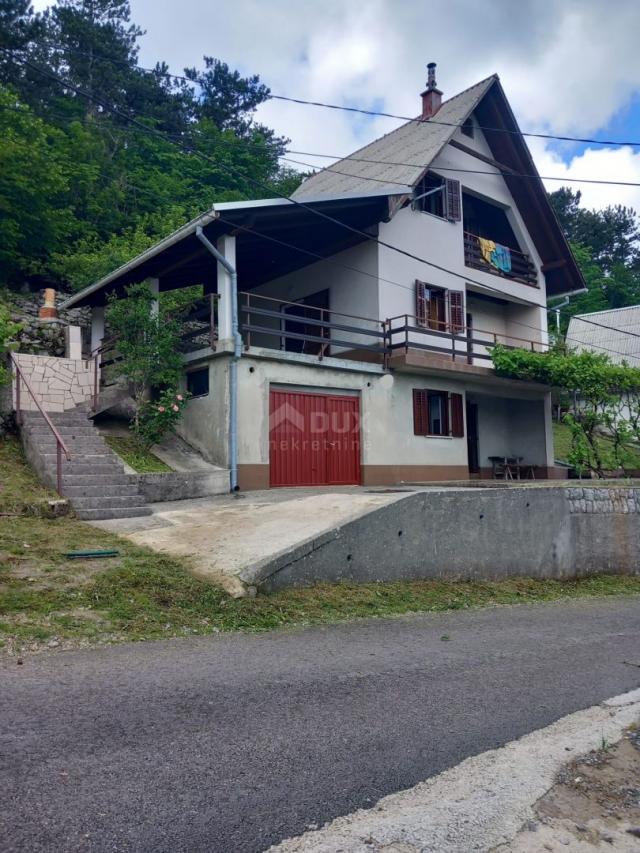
left=478, top=238, right=512, bottom=274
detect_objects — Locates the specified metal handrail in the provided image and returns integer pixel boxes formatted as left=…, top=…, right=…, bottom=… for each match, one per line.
left=10, top=352, right=71, bottom=495
left=385, top=313, right=546, bottom=350
left=240, top=291, right=382, bottom=327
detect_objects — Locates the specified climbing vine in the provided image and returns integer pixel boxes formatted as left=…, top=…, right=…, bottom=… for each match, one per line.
left=491, top=345, right=640, bottom=477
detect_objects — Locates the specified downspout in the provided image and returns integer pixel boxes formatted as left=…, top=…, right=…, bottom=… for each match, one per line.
left=196, top=226, right=241, bottom=492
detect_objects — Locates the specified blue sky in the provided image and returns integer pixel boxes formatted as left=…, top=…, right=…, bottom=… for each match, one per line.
left=32, top=0, right=640, bottom=211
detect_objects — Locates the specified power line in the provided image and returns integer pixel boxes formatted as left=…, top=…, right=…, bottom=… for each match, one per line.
left=12, top=41, right=640, bottom=149
left=7, top=49, right=640, bottom=349
left=270, top=94, right=640, bottom=149
left=285, top=150, right=640, bottom=189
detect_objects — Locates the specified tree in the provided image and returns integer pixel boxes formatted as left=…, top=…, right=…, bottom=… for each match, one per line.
left=106, top=282, right=184, bottom=443
left=0, top=297, right=22, bottom=385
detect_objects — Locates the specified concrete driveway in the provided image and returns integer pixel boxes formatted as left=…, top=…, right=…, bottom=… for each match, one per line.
left=93, top=487, right=411, bottom=594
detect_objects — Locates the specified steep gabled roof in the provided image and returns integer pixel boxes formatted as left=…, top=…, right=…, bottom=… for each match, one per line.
left=567, top=305, right=640, bottom=365
left=293, top=75, right=585, bottom=297
left=292, top=75, right=496, bottom=199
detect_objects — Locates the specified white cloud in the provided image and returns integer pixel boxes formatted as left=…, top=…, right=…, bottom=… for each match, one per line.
left=29, top=0, right=640, bottom=211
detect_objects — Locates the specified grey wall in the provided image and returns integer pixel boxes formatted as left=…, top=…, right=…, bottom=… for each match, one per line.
left=246, top=486, right=640, bottom=591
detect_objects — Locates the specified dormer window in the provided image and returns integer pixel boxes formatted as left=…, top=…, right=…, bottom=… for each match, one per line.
left=461, top=117, right=474, bottom=138
left=414, top=173, right=461, bottom=221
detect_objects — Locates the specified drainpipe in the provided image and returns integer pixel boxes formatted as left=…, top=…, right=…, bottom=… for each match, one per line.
left=553, top=296, right=571, bottom=337
left=196, top=226, right=241, bottom=492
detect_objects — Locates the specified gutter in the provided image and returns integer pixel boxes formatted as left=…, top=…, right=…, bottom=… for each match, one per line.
left=195, top=226, right=241, bottom=492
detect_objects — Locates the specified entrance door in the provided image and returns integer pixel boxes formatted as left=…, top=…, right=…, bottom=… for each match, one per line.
left=269, top=389, right=361, bottom=487
left=466, top=401, right=480, bottom=474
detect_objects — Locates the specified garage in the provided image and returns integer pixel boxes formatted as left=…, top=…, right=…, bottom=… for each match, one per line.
left=269, top=388, right=361, bottom=487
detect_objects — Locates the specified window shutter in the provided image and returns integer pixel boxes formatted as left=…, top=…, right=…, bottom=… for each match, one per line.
left=449, top=291, right=464, bottom=333
left=450, top=393, right=464, bottom=437
left=413, top=389, right=428, bottom=435
left=415, top=280, right=428, bottom=327
left=445, top=179, right=461, bottom=222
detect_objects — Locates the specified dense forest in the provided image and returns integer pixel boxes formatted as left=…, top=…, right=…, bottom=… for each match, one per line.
left=0, top=0, right=301, bottom=293
left=1, top=0, right=639, bottom=328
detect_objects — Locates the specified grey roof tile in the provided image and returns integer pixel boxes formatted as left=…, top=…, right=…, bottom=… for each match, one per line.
left=292, top=75, right=497, bottom=199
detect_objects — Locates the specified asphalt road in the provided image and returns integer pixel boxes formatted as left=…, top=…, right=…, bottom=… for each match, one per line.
left=2, top=598, right=640, bottom=853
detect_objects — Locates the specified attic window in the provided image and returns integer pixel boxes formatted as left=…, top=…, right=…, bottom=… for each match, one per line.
left=414, top=173, right=461, bottom=221
left=461, top=117, right=474, bottom=138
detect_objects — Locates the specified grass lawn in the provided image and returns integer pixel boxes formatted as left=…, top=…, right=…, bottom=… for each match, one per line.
left=2, top=511, right=640, bottom=655
left=0, top=437, right=59, bottom=516
left=552, top=421, right=640, bottom=468
left=104, top=435, right=172, bottom=473
left=2, top=430, right=640, bottom=656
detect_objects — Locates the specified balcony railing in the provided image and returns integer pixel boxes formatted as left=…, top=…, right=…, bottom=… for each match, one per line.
left=235, top=292, right=546, bottom=368
left=240, top=292, right=387, bottom=359
left=464, top=231, right=538, bottom=287
left=385, top=314, right=547, bottom=365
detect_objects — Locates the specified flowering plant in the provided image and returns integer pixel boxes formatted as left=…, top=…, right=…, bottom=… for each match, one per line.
left=133, top=389, right=190, bottom=449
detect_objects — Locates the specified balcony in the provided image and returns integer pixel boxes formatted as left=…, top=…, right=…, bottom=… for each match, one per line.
left=464, top=231, right=538, bottom=287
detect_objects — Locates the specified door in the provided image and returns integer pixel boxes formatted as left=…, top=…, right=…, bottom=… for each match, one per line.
left=280, top=289, right=330, bottom=355
left=466, top=401, right=480, bottom=474
left=269, top=389, right=361, bottom=487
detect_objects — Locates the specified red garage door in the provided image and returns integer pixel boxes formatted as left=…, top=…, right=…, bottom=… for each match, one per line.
left=269, top=389, right=361, bottom=487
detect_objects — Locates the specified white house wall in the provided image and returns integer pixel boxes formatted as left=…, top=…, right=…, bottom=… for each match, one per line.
left=245, top=240, right=381, bottom=351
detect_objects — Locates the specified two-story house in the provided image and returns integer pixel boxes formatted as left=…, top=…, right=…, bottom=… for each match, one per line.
left=62, top=66, right=585, bottom=490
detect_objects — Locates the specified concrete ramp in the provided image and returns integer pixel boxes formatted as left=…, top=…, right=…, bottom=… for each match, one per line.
left=99, top=490, right=408, bottom=596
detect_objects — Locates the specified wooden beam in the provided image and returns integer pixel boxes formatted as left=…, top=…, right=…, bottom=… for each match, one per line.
left=448, top=139, right=518, bottom=175
left=541, top=259, right=567, bottom=273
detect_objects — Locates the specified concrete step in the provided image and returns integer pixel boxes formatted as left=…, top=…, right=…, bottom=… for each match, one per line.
left=25, top=425, right=98, bottom=436
left=62, top=483, right=141, bottom=498
left=70, top=495, right=146, bottom=510
left=50, top=462, right=126, bottom=476
left=61, top=473, right=132, bottom=486
left=23, top=411, right=92, bottom=422
left=34, top=439, right=110, bottom=452
left=74, top=506, right=153, bottom=521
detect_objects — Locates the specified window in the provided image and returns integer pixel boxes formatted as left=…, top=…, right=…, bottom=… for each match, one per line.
left=186, top=368, right=209, bottom=398
left=461, top=117, right=474, bottom=138
left=413, top=389, right=464, bottom=438
left=416, top=281, right=465, bottom=333
left=414, top=174, right=461, bottom=221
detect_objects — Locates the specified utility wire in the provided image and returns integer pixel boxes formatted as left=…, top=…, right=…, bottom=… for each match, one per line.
left=11, top=41, right=640, bottom=149
left=6, top=49, right=640, bottom=348
left=285, top=150, right=640, bottom=189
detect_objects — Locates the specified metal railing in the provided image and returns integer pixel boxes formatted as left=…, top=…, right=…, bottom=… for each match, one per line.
left=11, top=352, right=71, bottom=495
left=464, top=231, right=538, bottom=287
left=240, top=292, right=387, bottom=360
left=386, top=314, right=546, bottom=363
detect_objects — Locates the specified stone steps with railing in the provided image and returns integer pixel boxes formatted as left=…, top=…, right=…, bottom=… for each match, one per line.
left=20, top=408, right=152, bottom=520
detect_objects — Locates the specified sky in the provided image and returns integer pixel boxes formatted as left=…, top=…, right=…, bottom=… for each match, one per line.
left=32, top=0, right=640, bottom=212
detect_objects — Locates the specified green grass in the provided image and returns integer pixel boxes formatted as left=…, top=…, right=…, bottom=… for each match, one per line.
left=2, top=429, right=640, bottom=655
left=104, top=435, right=172, bottom=473
left=552, top=421, right=640, bottom=468
left=0, top=436, right=61, bottom=516
left=2, top=513, right=640, bottom=654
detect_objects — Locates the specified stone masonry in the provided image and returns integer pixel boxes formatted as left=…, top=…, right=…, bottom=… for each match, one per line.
left=566, top=486, right=640, bottom=514
left=12, top=353, right=94, bottom=413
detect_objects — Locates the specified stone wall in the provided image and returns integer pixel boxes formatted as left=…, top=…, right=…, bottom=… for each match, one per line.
left=246, top=485, right=640, bottom=592
left=9, top=291, right=90, bottom=357
left=12, top=353, right=94, bottom=413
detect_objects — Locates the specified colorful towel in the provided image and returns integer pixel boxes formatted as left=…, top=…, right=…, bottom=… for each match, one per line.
left=478, top=238, right=496, bottom=265
left=477, top=238, right=512, bottom=273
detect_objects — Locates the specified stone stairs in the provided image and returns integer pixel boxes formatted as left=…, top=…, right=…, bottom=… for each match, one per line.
left=20, top=407, right=152, bottom=520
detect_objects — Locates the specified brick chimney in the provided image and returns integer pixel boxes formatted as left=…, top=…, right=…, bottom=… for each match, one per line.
left=420, top=62, right=442, bottom=119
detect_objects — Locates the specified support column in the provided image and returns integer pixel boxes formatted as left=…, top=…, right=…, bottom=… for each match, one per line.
left=149, top=277, right=160, bottom=319
left=91, top=305, right=105, bottom=354
left=216, top=234, right=236, bottom=347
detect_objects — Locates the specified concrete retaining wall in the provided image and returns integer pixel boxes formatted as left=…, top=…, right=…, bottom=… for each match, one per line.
left=132, top=470, right=229, bottom=503
left=247, top=486, right=640, bottom=592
